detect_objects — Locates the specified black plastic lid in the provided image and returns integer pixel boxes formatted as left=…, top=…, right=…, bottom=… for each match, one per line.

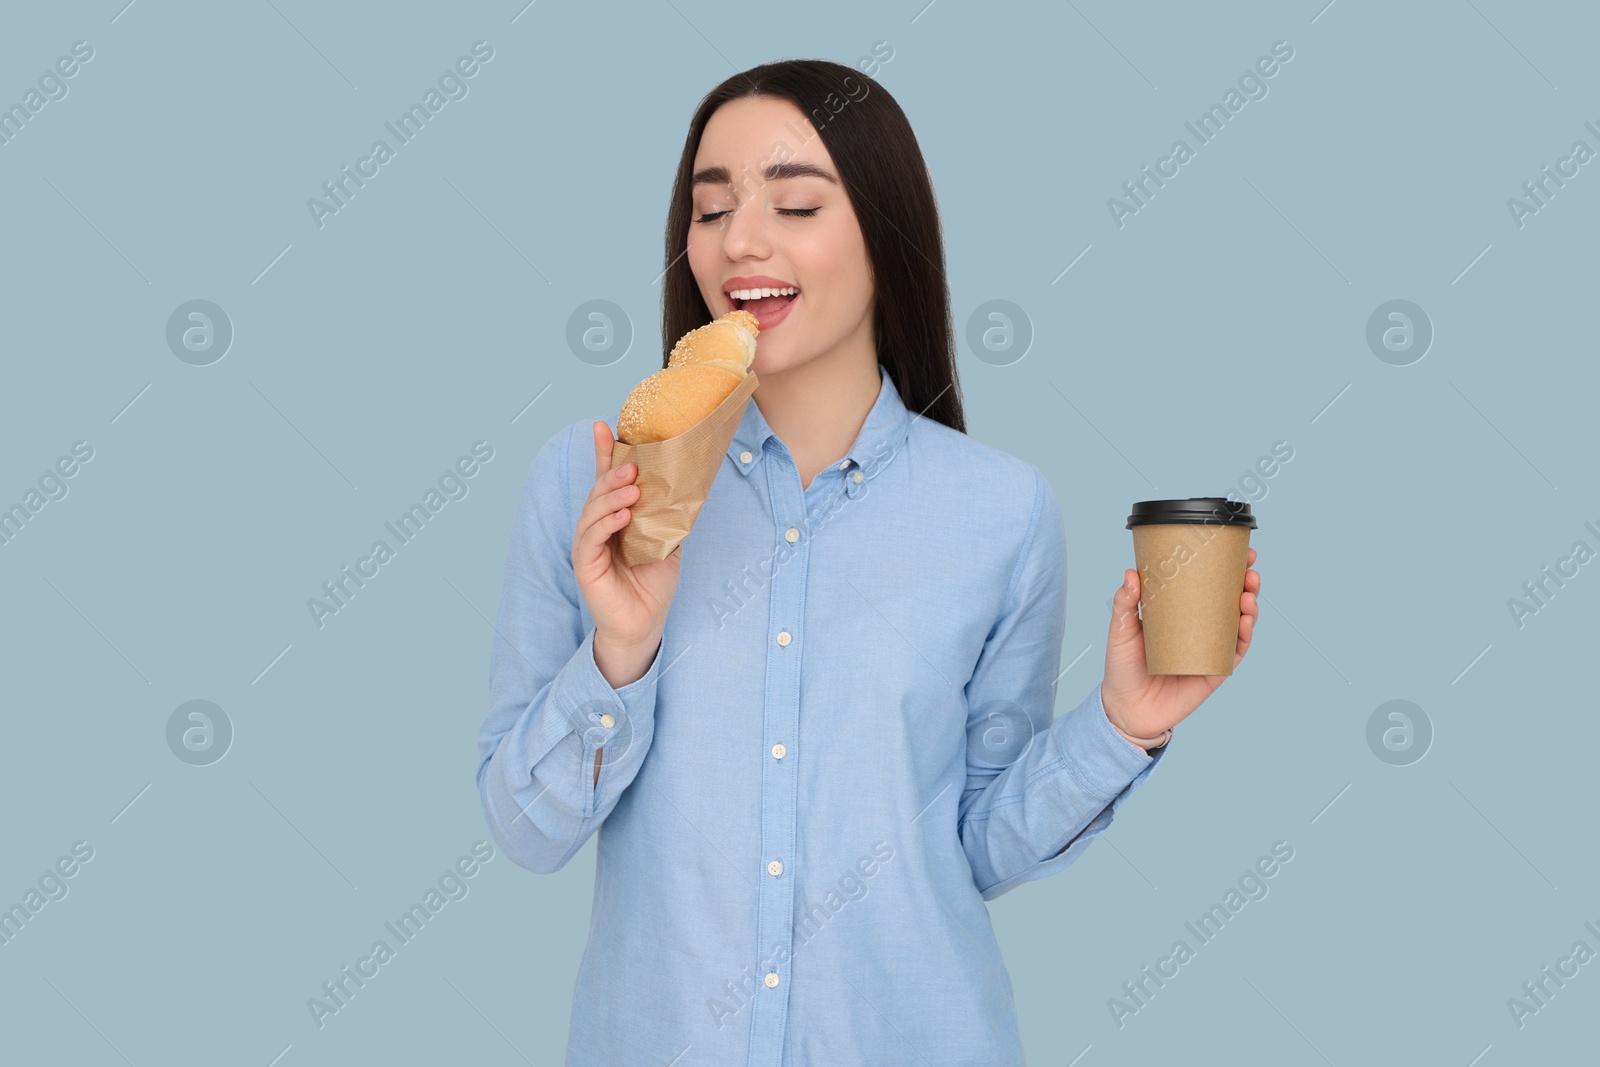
left=1126, top=497, right=1257, bottom=529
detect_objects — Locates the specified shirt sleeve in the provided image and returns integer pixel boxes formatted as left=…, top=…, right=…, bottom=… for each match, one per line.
left=957, top=466, right=1168, bottom=901
left=475, top=420, right=665, bottom=875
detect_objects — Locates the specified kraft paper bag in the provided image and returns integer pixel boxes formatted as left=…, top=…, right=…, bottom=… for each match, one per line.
left=607, top=371, right=759, bottom=568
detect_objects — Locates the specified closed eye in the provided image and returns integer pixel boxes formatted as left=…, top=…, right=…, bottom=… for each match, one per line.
left=693, top=207, right=820, bottom=224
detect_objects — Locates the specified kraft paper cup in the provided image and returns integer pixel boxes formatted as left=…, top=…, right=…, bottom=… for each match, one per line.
left=607, top=371, right=758, bottom=568
left=1126, top=498, right=1258, bottom=676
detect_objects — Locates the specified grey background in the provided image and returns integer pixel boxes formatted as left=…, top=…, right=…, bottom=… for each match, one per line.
left=1, top=0, right=1594, bottom=1063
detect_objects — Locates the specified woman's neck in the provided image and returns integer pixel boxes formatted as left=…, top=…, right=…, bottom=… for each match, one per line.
left=751, top=342, right=882, bottom=491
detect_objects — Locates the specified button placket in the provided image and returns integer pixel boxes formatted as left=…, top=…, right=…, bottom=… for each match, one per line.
left=748, top=450, right=806, bottom=1055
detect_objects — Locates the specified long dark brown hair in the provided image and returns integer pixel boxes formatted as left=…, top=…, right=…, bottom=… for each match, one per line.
left=660, top=58, right=965, bottom=435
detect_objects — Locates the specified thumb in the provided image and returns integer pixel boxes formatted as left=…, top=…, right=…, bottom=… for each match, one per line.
left=1109, top=569, right=1142, bottom=642
left=593, top=421, right=615, bottom=482
left=1104, top=569, right=1149, bottom=712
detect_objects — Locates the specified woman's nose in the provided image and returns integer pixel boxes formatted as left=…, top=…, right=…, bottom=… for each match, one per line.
left=720, top=203, right=772, bottom=256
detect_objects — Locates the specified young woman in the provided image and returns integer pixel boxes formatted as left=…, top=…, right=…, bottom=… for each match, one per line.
left=476, top=58, right=1260, bottom=1066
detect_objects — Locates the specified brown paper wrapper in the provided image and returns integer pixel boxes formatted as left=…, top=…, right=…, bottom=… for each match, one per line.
left=607, top=371, right=759, bottom=568
left=1132, top=523, right=1251, bottom=675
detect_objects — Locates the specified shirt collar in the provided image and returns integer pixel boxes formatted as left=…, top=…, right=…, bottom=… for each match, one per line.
left=727, top=363, right=912, bottom=488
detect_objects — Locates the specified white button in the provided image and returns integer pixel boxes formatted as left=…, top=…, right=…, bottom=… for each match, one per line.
left=837, top=460, right=849, bottom=470
left=764, top=972, right=780, bottom=988
left=598, top=713, right=615, bottom=729
left=776, top=631, right=791, bottom=646
left=740, top=450, right=753, bottom=463
left=767, top=860, right=783, bottom=876
left=784, top=528, right=799, bottom=543
left=771, top=743, right=786, bottom=759
left=851, top=471, right=863, bottom=483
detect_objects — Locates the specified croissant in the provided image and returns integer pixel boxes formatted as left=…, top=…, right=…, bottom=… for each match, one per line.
left=617, top=310, right=759, bottom=444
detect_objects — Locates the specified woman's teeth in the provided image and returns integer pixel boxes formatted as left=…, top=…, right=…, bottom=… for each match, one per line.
left=730, top=286, right=799, bottom=301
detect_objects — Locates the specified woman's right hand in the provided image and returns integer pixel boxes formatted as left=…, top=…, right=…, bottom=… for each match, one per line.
left=573, top=421, right=682, bottom=681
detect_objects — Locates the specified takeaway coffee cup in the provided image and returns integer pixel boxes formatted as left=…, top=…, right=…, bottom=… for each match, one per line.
left=1126, top=498, right=1257, bottom=676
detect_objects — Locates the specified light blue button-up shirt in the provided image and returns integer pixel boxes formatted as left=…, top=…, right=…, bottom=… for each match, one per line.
left=476, top=363, right=1167, bottom=1066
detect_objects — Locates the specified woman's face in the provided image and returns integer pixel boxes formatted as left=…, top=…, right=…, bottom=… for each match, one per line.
left=686, top=95, right=875, bottom=377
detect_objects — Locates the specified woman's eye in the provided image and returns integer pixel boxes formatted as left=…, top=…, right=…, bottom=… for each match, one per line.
left=691, top=207, right=820, bottom=224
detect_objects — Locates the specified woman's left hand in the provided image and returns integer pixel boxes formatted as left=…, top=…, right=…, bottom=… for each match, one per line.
left=1100, top=547, right=1260, bottom=738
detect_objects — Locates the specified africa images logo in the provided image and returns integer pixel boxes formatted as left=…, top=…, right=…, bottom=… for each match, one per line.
left=1106, top=40, right=1295, bottom=229
left=306, top=41, right=495, bottom=230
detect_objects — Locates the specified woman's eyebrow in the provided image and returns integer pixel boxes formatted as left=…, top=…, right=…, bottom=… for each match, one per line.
left=692, top=161, right=839, bottom=187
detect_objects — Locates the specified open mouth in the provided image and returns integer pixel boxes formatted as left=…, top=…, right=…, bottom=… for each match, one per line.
left=732, top=291, right=800, bottom=316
